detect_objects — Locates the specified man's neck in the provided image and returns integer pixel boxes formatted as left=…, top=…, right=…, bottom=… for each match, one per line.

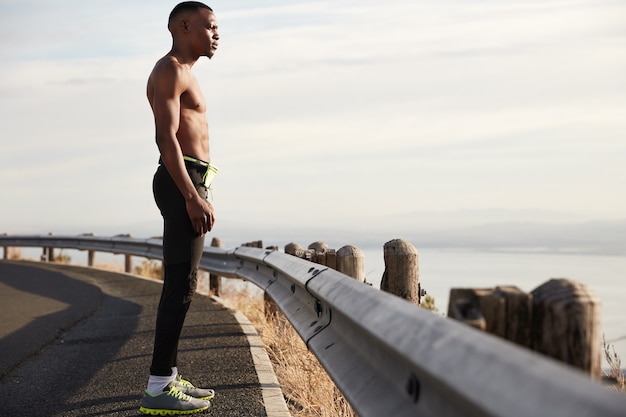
left=169, top=43, right=199, bottom=68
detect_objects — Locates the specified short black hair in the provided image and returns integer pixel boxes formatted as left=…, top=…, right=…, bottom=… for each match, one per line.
left=168, top=2, right=213, bottom=25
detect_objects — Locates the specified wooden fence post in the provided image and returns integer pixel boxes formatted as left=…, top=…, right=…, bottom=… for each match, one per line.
left=1, top=234, right=6, bottom=259
left=308, top=241, right=329, bottom=253
left=45, top=232, right=54, bottom=262
left=209, top=237, right=222, bottom=296
left=448, top=286, right=532, bottom=347
left=381, top=239, right=420, bottom=305
left=124, top=255, right=132, bottom=273
left=285, top=242, right=301, bottom=255
left=308, top=241, right=329, bottom=266
left=243, top=240, right=263, bottom=248
left=531, top=278, right=602, bottom=379
left=448, top=278, right=601, bottom=378
left=448, top=288, right=489, bottom=331
left=337, top=245, right=365, bottom=282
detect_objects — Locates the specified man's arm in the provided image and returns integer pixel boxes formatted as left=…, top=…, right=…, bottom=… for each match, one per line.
left=151, top=61, right=214, bottom=234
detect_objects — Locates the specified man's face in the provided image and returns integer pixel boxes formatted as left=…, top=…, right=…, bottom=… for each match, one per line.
left=188, top=9, right=219, bottom=59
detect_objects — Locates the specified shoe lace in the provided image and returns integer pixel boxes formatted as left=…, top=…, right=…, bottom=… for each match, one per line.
left=176, top=375, right=196, bottom=389
left=168, top=385, right=192, bottom=401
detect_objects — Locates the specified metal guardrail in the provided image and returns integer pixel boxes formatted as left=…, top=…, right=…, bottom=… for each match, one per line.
left=1, top=234, right=625, bottom=416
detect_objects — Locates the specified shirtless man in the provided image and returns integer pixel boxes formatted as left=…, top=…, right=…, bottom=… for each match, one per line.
left=141, top=2, right=219, bottom=415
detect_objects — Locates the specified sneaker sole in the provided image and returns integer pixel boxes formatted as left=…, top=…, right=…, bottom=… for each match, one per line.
left=139, top=404, right=209, bottom=415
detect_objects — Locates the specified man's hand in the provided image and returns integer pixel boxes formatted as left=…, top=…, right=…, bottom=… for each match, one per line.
left=186, top=195, right=215, bottom=235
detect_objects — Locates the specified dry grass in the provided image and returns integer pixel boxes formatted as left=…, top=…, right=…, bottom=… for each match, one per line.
left=5, top=247, right=23, bottom=260
left=134, top=259, right=163, bottom=278
left=603, top=335, right=625, bottom=392
left=220, top=284, right=357, bottom=417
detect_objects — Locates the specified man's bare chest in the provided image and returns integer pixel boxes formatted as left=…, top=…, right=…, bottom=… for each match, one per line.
left=181, top=78, right=206, bottom=113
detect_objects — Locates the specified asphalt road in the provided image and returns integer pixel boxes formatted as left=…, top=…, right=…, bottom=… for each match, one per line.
left=0, top=260, right=283, bottom=416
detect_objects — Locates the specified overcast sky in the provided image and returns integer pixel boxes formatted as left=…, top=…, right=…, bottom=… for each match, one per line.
left=1, top=0, right=625, bottom=246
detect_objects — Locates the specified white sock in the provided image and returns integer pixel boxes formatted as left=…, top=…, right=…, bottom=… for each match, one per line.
left=171, top=367, right=178, bottom=380
left=146, top=374, right=176, bottom=396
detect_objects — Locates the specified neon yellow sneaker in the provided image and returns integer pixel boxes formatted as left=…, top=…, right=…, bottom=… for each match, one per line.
left=172, top=375, right=215, bottom=401
left=140, top=384, right=210, bottom=415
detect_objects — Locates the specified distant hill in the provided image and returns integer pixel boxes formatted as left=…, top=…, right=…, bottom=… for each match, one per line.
left=44, top=216, right=626, bottom=257
left=403, top=219, right=626, bottom=255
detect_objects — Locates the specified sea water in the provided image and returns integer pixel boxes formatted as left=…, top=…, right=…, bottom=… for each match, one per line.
left=360, top=247, right=626, bottom=366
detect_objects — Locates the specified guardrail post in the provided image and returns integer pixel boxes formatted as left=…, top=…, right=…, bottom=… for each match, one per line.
left=124, top=254, right=132, bottom=273
left=243, top=240, right=263, bottom=248
left=531, top=278, right=602, bottom=379
left=449, top=278, right=601, bottom=378
left=325, top=249, right=337, bottom=270
left=41, top=246, right=54, bottom=262
left=448, top=286, right=532, bottom=346
left=307, top=241, right=329, bottom=266
left=2, top=246, right=8, bottom=260
left=284, top=242, right=301, bottom=255
left=209, top=237, right=222, bottom=296
left=381, top=239, right=420, bottom=304
left=88, top=250, right=95, bottom=267
left=44, top=232, right=54, bottom=262
left=337, top=245, right=365, bottom=282
left=308, top=241, right=329, bottom=253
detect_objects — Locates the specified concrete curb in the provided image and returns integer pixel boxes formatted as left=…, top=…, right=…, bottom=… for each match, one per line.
left=211, top=295, right=292, bottom=417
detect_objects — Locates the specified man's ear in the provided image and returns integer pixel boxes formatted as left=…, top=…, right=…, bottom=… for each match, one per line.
left=180, top=18, right=190, bottom=33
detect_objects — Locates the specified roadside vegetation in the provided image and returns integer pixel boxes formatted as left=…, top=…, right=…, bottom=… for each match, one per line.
left=603, top=336, right=625, bottom=392
left=220, top=285, right=356, bottom=417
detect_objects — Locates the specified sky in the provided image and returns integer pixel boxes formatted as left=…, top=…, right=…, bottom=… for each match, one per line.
left=1, top=0, right=625, bottom=249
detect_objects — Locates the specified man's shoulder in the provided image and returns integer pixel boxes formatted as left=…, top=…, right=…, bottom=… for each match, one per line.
left=153, top=55, right=184, bottom=74
left=150, top=55, right=190, bottom=84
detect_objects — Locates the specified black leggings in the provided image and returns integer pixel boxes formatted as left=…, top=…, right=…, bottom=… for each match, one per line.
left=150, top=163, right=208, bottom=376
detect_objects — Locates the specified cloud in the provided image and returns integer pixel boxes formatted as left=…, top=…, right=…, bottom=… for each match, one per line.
left=0, top=0, right=625, bottom=238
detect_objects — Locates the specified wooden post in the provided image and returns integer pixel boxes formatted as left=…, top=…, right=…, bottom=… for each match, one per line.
left=243, top=240, right=263, bottom=248
left=496, top=286, right=532, bottom=347
left=308, top=241, right=329, bottom=253
left=88, top=250, right=95, bottom=267
left=264, top=292, right=279, bottom=322
left=447, top=288, right=489, bottom=331
left=209, top=237, right=222, bottom=296
left=447, top=286, right=532, bottom=347
left=285, top=242, right=301, bottom=255
left=325, top=249, right=337, bottom=270
left=124, top=254, right=132, bottom=273
left=0, top=234, right=6, bottom=259
left=449, top=279, right=600, bottom=378
left=337, top=245, right=365, bottom=282
left=531, top=278, right=602, bottom=379
left=381, top=239, right=420, bottom=305
left=308, top=241, right=329, bottom=266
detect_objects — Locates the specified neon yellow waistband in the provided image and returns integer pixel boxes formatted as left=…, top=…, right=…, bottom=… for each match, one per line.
left=183, top=155, right=210, bottom=167
left=183, top=156, right=219, bottom=190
